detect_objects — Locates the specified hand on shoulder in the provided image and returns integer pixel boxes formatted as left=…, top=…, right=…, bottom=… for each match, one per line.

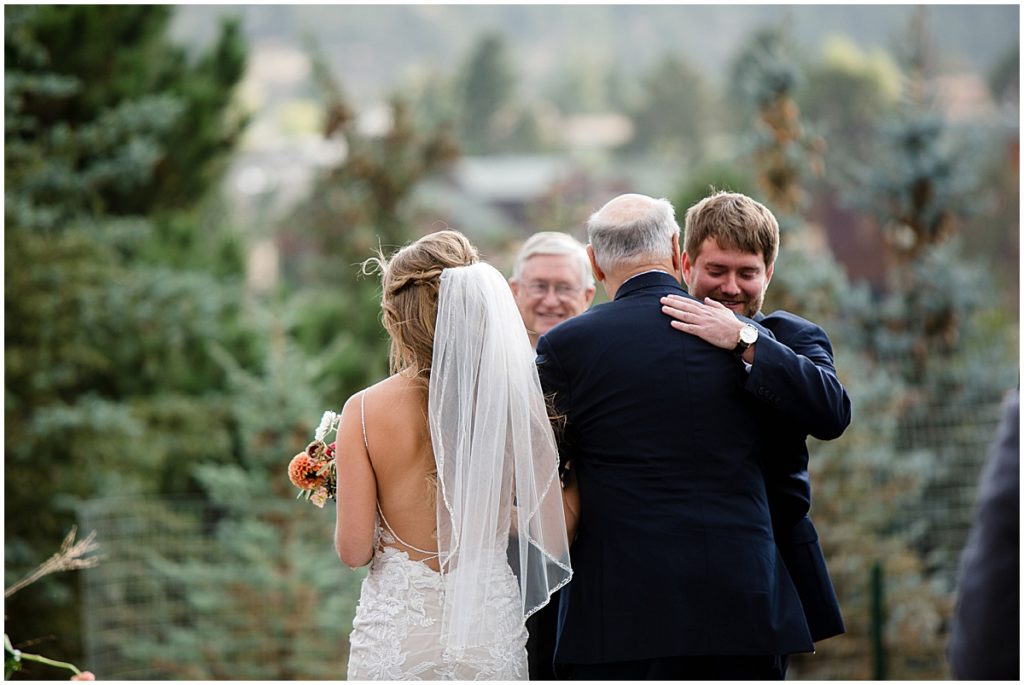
left=660, top=294, right=745, bottom=350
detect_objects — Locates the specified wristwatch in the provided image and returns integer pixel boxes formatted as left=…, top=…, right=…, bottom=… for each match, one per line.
left=734, top=323, right=759, bottom=353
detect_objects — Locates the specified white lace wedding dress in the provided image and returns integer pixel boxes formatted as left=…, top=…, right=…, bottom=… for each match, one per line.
left=346, top=513, right=529, bottom=680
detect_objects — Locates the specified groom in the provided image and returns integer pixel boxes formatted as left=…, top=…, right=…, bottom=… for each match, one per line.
left=536, top=193, right=812, bottom=679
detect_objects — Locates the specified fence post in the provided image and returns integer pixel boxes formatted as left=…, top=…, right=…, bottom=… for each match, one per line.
left=870, top=561, right=887, bottom=679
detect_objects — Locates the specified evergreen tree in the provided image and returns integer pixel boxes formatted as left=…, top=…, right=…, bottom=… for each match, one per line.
left=279, top=44, right=459, bottom=405
left=728, top=25, right=825, bottom=217
left=452, top=32, right=544, bottom=154
left=843, top=7, right=986, bottom=373
left=544, top=52, right=617, bottom=115
left=404, top=67, right=460, bottom=133
left=6, top=5, right=247, bottom=215
left=987, top=42, right=1019, bottom=105
left=730, top=10, right=1012, bottom=677
left=620, top=54, right=712, bottom=162
left=837, top=8, right=1011, bottom=598
left=113, top=337, right=365, bottom=678
left=456, top=33, right=516, bottom=154
left=5, top=5, right=252, bottom=672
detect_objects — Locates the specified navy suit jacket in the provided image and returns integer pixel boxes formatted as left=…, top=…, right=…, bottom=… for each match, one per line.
left=536, top=272, right=813, bottom=665
left=750, top=310, right=850, bottom=642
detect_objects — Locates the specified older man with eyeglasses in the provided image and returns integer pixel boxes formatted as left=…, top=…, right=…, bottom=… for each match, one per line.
left=507, top=231, right=594, bottom=680
left=509, top=231, right=596, bottom=351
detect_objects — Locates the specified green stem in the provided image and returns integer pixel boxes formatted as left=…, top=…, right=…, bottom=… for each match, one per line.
left=4, top=634, right=81, bottom=675
left=17, top=652, right=83, bottom=674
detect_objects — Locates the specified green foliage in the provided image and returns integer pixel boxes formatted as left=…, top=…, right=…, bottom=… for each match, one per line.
left=544, top=53, right=634, bottom=115
left=280, top=43, right=460, bottom=403
left=741, top=10, right=1014, bottom=678
left=115, top=48, right=461, bottom=676
left=763, top=237, right=853, bottom=328
left=798, top=36, right=901, bottom=166
left=792, top=275, right=1007, bottom=680
left=620, top=54, right=712, bottom=161
left=729, top=24, right=825, bottom=216
left=729, top=25, right=801, bottom=114
left=4, top=5, right=251, bottom=673
left=404, top=68, right=460, bottom=133
left=544, top=57, right=604, bottom=115
left=957, top=135, right=1020, bottom=294
left=5, top=5, right=247, bottom=215
left=788, top=350, right=958, bottom=679
left=839, top=13, right=992, bottom=377
left=987, top=42, right=1019, bottom=102
left=845, top=111, right=979, bottom=265
left=830, top=233, right=1010, bottom=603
left=672, top=162, right=758, bottom=222
left=456, top=33, right=523, bottom=154
left=111, top=337, right=365, bottom=679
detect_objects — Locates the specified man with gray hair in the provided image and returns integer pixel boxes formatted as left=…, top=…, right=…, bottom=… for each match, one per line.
left=509, top=231, right=595, bottom=350
left=536, top=193, right=812, bottom=679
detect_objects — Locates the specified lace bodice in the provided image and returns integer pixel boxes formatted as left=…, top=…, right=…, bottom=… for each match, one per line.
left=347, top=523, right=527, bottom=680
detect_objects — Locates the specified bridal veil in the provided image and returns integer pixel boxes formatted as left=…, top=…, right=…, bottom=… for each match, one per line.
left=429, top=262, right=572, bottom=655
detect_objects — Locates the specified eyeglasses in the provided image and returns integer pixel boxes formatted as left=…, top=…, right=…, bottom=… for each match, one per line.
left=524, top=281, right=583, bottom=299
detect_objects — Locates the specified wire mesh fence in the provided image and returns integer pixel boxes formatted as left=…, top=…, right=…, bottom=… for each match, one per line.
left=897, top=395, right=1013, bottom=581
left=788, top=388, right=1010, bottom=680
left=77, top=496, right=365, bottom=679
left=76, top=390, right=1011, bottom=679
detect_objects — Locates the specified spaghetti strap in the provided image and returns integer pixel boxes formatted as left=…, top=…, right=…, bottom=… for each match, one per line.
left=359, top=390, right=369, bottom=451
left=362, top=388, right=439, bottom=561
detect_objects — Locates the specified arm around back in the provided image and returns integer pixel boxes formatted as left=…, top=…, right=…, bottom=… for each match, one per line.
left=747, top=312, right=852, bottom=440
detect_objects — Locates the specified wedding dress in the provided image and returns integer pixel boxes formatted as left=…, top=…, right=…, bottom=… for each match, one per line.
left=345, top=505, right=529, bottom=679
left=345, top=263, right=572, bottom=681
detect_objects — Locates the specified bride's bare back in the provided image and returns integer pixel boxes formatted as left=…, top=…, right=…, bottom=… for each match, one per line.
left=335, top=373, right=440, bottom=571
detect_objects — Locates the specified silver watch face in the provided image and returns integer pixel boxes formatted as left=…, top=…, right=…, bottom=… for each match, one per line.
left=740, top=324, right=758, bottom=345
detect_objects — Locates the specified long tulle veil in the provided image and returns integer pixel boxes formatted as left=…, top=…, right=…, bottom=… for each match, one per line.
left=429, top=262, right=572, bottom=656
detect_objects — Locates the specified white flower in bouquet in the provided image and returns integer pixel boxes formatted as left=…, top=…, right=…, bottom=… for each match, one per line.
left=315, top=410, right=339, bottom=442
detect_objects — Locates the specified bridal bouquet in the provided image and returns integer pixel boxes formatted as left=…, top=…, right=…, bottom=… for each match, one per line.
left=287, top=411, right=340, bottom=508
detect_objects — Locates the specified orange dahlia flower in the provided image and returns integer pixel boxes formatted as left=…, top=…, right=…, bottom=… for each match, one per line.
left=288, top=452, right=325, bottom=490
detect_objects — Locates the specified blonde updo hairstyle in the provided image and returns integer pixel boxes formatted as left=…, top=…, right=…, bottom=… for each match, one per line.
left=364, top=230, right=480, bottom=386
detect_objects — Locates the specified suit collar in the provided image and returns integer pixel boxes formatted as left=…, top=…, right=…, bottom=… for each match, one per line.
left=613, top=270, right=682, bottom=301
left=753, top=310, right=766, bottom=323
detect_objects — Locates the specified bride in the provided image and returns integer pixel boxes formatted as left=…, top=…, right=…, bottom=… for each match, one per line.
left=333, top=230, right=577, bottom=680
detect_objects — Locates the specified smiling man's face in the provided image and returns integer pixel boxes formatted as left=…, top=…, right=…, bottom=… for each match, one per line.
left=510, top=253, right=594, bottom=346
left=682, top=238, right=773, bottom=318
